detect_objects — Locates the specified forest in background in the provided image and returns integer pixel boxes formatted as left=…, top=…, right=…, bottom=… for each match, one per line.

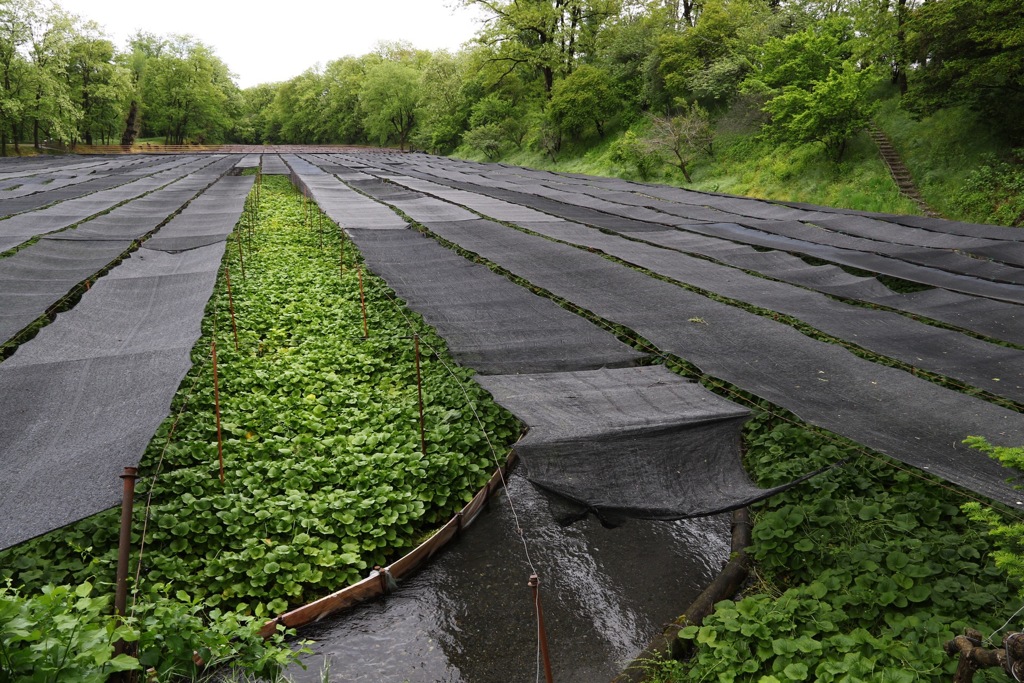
left=1, top=0, right=1022, bottom=223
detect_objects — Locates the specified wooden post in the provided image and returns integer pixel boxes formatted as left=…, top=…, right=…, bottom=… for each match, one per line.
left=529, top=574, right=555, bottom=683
left=212, top=339, right=225, bottom=484
left=113, top=466, right=139, bottom=671
left=114, top=467, right=139, bottom=620
left=358, top=266, right=369, bottom=339
left=234, top=227, right=246, bottom=281
left=414, top=334, right=427, bottom=457
left=225, top=266, right=239, bottom=351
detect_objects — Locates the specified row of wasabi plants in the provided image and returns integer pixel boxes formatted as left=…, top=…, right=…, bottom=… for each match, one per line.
left=648, top=403, right=1021, bottom=683
left=0, top=175, right=520, bottom=680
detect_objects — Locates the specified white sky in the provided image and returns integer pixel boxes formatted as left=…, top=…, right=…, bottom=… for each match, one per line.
left=53, top=0, right=486, bottom=88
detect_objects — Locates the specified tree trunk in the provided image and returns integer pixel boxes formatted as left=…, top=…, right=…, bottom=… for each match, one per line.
left=895, top=0, right=909, bottom=96
left=121, top=100, right=139, bottom=145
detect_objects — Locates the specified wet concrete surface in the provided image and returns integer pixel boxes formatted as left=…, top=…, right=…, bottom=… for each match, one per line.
left=288, top=473, right=730, bottom=682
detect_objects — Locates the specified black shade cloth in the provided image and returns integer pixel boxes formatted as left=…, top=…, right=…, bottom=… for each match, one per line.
left=261, top=154, right=290, bottom=175
left=0, top=156, right=221, bottom=252
left=365, top=156, right=1024, bottom=303
left=0, top=169, right=251, bottom=549
left=476, top=366, right=823, bottom=521
left=347, top=229, right=646, bottom=374
left=0, top=159, right=234, bottom=344
left=323, top=154, right=1024, bottom=510
left=284, top=159, right=826, bottom=523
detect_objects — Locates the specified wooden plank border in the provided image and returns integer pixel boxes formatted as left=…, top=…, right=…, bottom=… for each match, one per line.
left=259, top=449, right=517, bottom=638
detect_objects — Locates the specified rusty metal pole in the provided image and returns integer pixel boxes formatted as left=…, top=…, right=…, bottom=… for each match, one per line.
left=113, top=466, right=139, bottom=670
left=358, top=266, right=369, bottom=339
left=225, top=266, right=239, bottom=351
left=414, top=334, right=427, bottom=457
left=212, top=339, right=225, bottom=484
left=114, top=467, right=139, bottom=621
left=234, top=227, right=246, bottom=281
left=529, top=574, right=554, bottom=683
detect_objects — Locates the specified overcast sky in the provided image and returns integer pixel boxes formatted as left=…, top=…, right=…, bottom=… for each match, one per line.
left=53, top=0, right=486, bottom=88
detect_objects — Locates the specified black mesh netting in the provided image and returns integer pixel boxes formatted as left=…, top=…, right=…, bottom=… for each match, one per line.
left=283, top=159, right=826, bottom=523
left=261, top=155, right=290, bottom=175
left=347, top=228, right=645, bottom=374
left=0, top=156, right=223, bottom=252
left=0, top=168, right=251, bottom=549
left=0, top=157, right=174, bottom=219
left=368, top=158, right=1024, bottom=304
left=476, top=366, right=825, bottom=522
left=323, top=156, right=1024, bottom=510
left=145, top=175, right=255, bottom=252
left=426, top=218, right=1024, bottom=404
left=0, top=161, right=235, bottom=344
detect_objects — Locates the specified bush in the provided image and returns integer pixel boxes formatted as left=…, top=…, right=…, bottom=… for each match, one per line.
left=950, top=152, right=1024, bottom=226
left=0, top=580, right=302, bottom=682
left=610, top=130, right=661, bottom=180
left=0, top=581, right=137, bottom=682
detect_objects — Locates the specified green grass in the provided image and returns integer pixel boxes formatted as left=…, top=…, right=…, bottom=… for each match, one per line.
left=687, top=129, right=921, bottom=215
left=458, top=92, right=1024, bottom=225
left=875, top=98, right=1024, bottom=225
left=456, top=111, right=922, bottom=216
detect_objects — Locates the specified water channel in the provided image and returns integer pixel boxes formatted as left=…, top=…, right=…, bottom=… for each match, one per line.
left=289, top=473, right=731, bottom=682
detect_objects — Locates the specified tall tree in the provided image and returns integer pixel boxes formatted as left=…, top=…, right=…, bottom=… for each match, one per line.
left=139, top=35, right=236, bottom=144
left=318, top=56, right=369, bottom=144
left=463, top=0, right=620, bottom=94
left=118, top=32, right=163, bottom=145
left=548, top=62, right=620, bottom=137
left=415, top=50, right=472, bottom=153
left=67, top=22, right=126, bottom=145
left=903, top=0, right=1024, bottom=142
left=0, top=0, right=33, bottom=155
left=25, top=2, right=76, bottom=149
left=359, top=59, right=421, bottom=150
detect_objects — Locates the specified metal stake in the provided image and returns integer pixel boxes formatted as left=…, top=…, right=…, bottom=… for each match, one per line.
left=225, top=266, right=239, bottom=351
left=358, top=266, right=369, bottom=339
left=113, top=466, right=139, bottom=669
left=212, top=339, right=225, bottom=484
left=529, top=574, right=555, bottom=683
left=414, top=334, right=427, bottom=457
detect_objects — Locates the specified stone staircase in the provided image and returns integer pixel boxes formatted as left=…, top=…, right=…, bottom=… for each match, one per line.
left=868, top=125, right=941, bottom=217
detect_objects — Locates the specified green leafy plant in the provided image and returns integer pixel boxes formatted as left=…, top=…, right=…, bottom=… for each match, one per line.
left=0, top=581, right=138, bottom=682
left=665, top=410, right=1018, bottom=682
left=0, top=175, right=519, bottom=678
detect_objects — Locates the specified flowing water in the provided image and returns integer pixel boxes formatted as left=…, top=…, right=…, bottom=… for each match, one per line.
left=289, top=474, right=730, bottom=683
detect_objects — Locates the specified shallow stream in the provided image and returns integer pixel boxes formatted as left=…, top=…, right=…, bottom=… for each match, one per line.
left=289, top=474, right=730, bottom=682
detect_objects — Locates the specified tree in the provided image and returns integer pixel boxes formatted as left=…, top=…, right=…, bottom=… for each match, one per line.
left=24, top=2, right=76, bottom=149
left=548, top=63, right=620, bottom=137
left=268, top=69, right=325, bottom=144
left=117, top=32, right=164, bottom=145
left=67, top=23, right=128, bottom=145
left=233, top=82, right=277, bottom=144
left=139, top=35, right=236, bottom=144
left=414, top=50, right=471, bottom=153
left=654, top=0, right=788, bottom=112
left=761, top=62, right=879, bottom=161
left=359, top=59, right=421, bottom=150
left=318, top=56, right=368, bottom=144
left=0, top=0, right=33, bottom=155
left=903, top=0, right=1024, bottom=143
left=463, top=0, right=620, bottom=94
left=644, top=103, right=714, bottom=181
